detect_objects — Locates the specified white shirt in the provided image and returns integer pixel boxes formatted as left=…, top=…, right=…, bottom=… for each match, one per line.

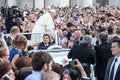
left=32, top=12, right=55, bottom=33
left=113, top=57, right=120, bottom=80
left=91, top=37, right=97, bottom=46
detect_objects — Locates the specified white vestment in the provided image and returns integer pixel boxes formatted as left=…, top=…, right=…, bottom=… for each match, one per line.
left=31, top=12, right=55, bottom=44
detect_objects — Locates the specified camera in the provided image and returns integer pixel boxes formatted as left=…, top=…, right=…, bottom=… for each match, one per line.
left=1, top=6, right=22, bottom=19
left=69, top=60, right=77, bottom=65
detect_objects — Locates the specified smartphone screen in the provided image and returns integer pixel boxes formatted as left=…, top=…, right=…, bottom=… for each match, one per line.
left=69, top=60, right=77, bottom=65
left=69, top=61, right=75, bottom=65
left=0, top=32, right=2, bottom=38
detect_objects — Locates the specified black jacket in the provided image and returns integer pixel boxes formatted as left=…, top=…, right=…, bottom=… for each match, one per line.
left=94, top=42, right=113, bottom=80
left=68, top=43, right=96, bottom=76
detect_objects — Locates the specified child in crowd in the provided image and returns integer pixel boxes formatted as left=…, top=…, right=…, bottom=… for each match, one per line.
left=9, top=34, right=27, bottom=69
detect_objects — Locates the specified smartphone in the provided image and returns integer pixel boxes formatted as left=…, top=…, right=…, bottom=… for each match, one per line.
left=0, top=32, right=2, bottom=38
left=2, top=74, right=9, bottom=80
left=69, top=60, right=77, bottom=65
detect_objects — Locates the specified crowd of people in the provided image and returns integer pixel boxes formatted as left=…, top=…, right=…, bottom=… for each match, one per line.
left=0, top=4, right=120, bottom=80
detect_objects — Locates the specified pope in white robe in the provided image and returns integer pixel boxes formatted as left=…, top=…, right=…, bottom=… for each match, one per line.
left=31, top=10, right=55, bottom=44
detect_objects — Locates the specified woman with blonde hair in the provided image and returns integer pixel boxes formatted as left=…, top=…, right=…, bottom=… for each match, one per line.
left=9, top=34, right=27, bottom=69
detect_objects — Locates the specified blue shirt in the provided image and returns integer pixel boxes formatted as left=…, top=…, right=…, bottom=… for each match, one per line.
left=25, top=71, right=43, bottom=80
left=9, top=48, right=23, bottom=63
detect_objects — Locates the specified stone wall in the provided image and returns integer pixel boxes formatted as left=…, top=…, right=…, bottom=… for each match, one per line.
left=16, top=0, right=33, bottom=9
left=82, top=0, right=93, bottom=7
left=45, top=0, right=59, bottom=8
left=70, top=0, right=93, bottom=7
left=109, top=0, right=120, bottom=6
left=0, top=0, right=6, bottom=7
left=96, top=0, right=109, bottom=6
left=1, top=0, right=120, bottom=9
left=59, top=0, right=69, bottom=7
left=35, top=0, right=44, bottom=9
left=8, top=0, right=16, bottom=7
left=0, top=0, right=93, bottom=9
left=45, top=0, right=69, bottom=8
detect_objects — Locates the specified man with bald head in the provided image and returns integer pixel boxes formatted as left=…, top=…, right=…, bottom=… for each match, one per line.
left=72, top=29, right=83, bottom=45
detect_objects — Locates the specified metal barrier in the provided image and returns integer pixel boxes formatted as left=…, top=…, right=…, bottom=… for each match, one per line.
left=4, top=31, right=59, bottom=46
